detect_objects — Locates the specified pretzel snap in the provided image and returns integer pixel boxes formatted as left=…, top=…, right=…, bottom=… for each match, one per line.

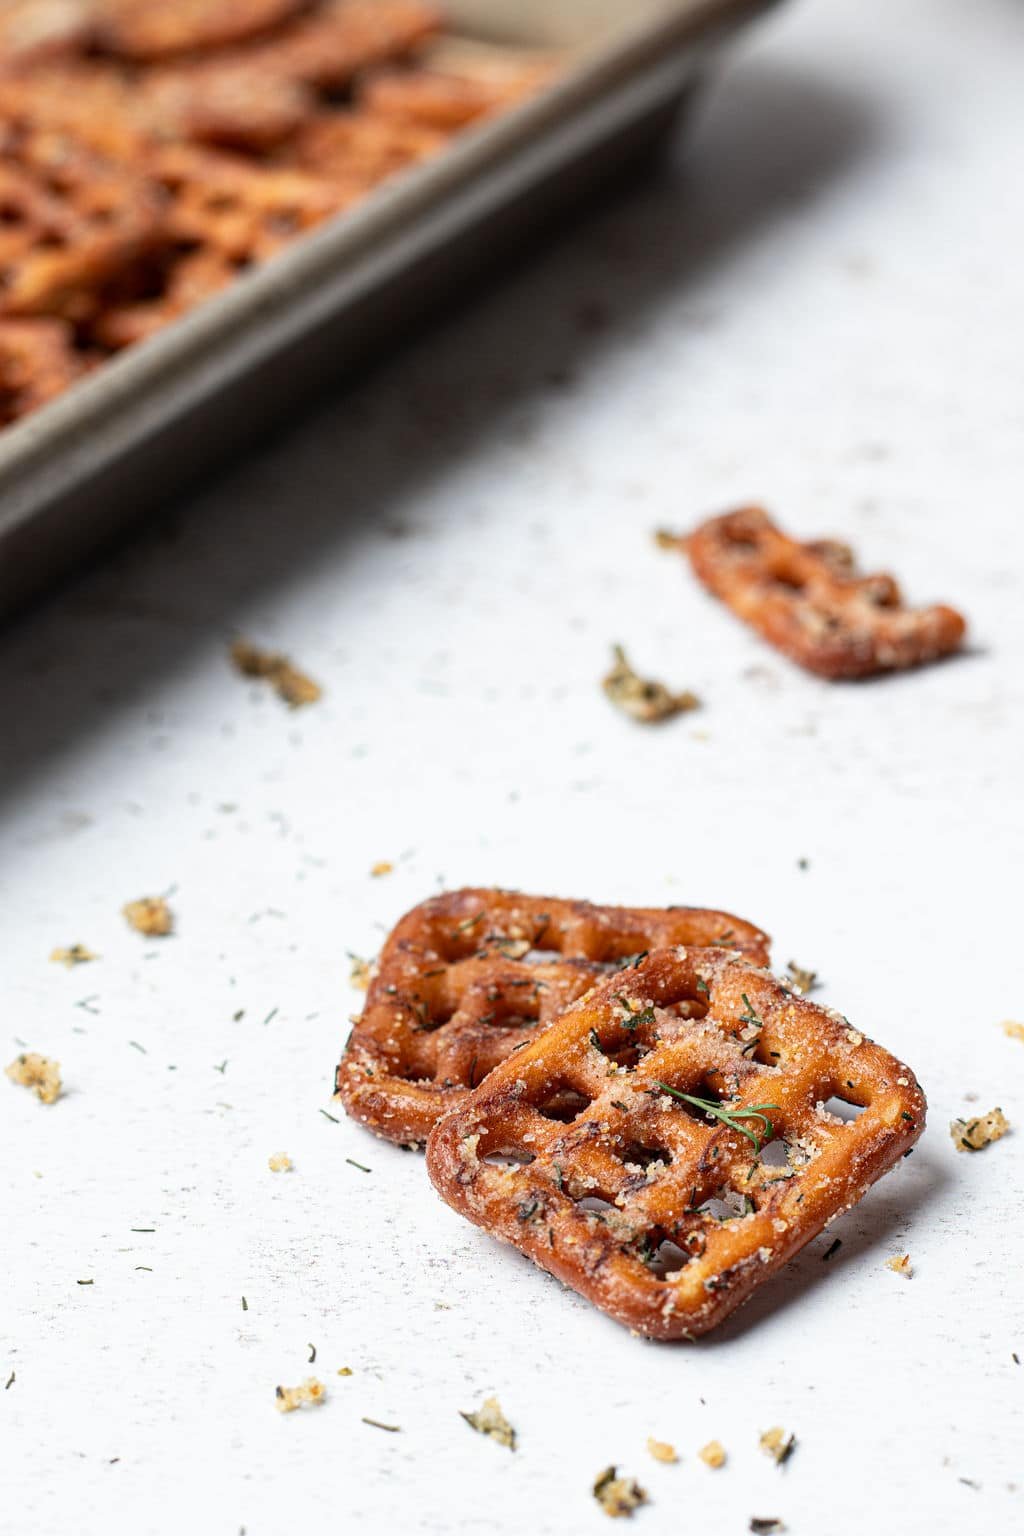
left=426, top=947, right=925, bottom=1338
left=677, top=506, right=966, bottom=678
left=0, top=316, right=83, bottom=423
left=237, top=0, right=441, bottom=90
left=94, top=0, right=312, bottom=63
left=335, top=889, right=770, bottom=1146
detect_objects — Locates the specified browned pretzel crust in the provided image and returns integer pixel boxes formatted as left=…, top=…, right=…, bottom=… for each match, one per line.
left=678, top=506, right=966, bottom=679
left=335, top=890, right=770, bottom=1146
left=0, top=316, right=83, bottom=423
left=426, top=947, right=925, bottom=1338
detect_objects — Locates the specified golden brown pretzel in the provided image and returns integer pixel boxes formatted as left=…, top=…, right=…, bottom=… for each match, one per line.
left=335, top=890, right=770, bottom=1146
left=356, top=65, right=536, bottom=131
left=94, top=0, right=313, bottom=62
left=0, top=316, right=83, bottom=423
left=426, top=947, right=925, bottom=1339
left=677, top=506, right=966, bottom=679
left=286, top=110, right=446, bottom=196
left=234, top=0, right=441, bottom=90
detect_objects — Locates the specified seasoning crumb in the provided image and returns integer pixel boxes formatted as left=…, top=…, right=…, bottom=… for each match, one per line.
left=123, top=896, right=173, bottom=937
left=760, top=1427, right=796, bottom=1465
left=361, top=1417, right=400, bottom=1432
left=887, top=1253, right=912, bottom=1278
left=1001, top=1021, right=1024, bottom=1044
left=348, top=954, right=373, bottom=990
left=230, top=638, right=321, bottom=708
left=785, top=961, right=817, bottom=996
left=370, top=861, right=394, bottom=878
left=592, top=1466, right=648, bottom=1517
left=4, top=1371, right=14, bottom=1390
left=646, top=1437, right=678, bottom=1464
left=275, top=1378, right=325, bottom=1413
left=5, top=1052, right=62, bottom=1104
left=950, top=1107, right=1010, bottom=1152
left=460, top=1395, right=516, bottom=1450
left=50, top=944, right=98, bottom=968
left=602, top=644, right=699, bottom=724
left=268, top=1152, right=293, bottom=1173
left=698, top=1440, right=726, bottom=1469
left=337, top=1367, right=353, bottom=1377
left=653, top=528, right=682, bottom=550
left=750, top=1520, right=786, bottom=1534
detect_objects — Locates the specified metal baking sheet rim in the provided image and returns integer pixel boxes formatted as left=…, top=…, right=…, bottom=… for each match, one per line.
left=0, top=0, right=776, bottom=580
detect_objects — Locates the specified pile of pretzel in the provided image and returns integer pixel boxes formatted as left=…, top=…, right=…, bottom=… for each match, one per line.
left=0, top=0, right=550, bottom=426
left=336, top=888, right=926, bottom=1338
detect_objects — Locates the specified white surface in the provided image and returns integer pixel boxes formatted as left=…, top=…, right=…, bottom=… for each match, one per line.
left=2, top=1, right=1023, bottom=1531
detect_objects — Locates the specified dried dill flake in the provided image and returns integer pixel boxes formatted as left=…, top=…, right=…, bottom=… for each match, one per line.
left=785, top=961, right=817, bottom=996
left=50, top=944, right=98, bottom=968
left=592, top=1466, right=648, bottom=1518
left=268, top=1151, right=293, bottom=1173
left=460, top=1395, right=516, bottom=1450
left=646, top=1437, right=678, bottom=1464
left=698, top=1440, right=726, bottom=1469
left=123, top=896, right=173, bottom=937
left=602, top=644, right=699, bottom=724
left=950, top=1108, right=1010, bottom=1152
left=886, top=1253, right=912, bottom=1278
left=5, top=1053, right=61, bottom=1104
left=230, top=638, right=322, bottom=709
left=759, top=1427, right=796, bottom=1465
left=275, top=1378, right=325, bottom=1413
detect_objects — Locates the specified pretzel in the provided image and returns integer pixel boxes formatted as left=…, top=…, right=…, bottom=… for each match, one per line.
left=355, top=66, right=535, bottom=131
left=0, top=316, right=83, bottom=423
left=335, top=890, right=770, bottom=1146
left=426, top=947, right=925, bottom=1338
left=676, top=506, right=966, bottom=679
left=90, top=248, right=238, bottom=349
left=237, top=0, right=442, bottom=91
left=94, top=0, right=312, bottom=63
left=286, top=110, right=446, bottom=196
left=139, top=61, right=316, bottom=153
left=0, top=0, right=93, bottom=71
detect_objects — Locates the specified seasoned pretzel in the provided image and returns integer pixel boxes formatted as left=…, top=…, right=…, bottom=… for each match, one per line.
left=426, top=947, right=925, bottom=1339
left=335, top=890, right=770, bottom=1146
left=676, top=506, right=966, bottom=679
left=0, top=316, right=83, bottom=423
left=286, top=110, right=446, bottom=196
left=0, top=0, right=93, bottom=71
left=356, top=65, right=535, bottom=131
left=90, top=248, right=238, bottom=349
left=238, top=0, right=441, bottom=90
left=94, top=0, right=312, bottom=62
left=140, top=60, right=316, bottom=153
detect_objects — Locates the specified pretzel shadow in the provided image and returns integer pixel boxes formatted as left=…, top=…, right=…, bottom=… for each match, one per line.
left=0, top=59, right=881, bottom=809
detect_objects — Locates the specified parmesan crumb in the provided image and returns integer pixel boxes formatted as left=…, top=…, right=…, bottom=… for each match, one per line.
left=275, top=1378, right=325, bottom=1412
left=348, top=955, right=373, bottom=990
left=230, top=639, right=321, bottom=708
left=646, top=1437, right=678, bottom=1464
left=593, top=1466, right=648, bottom=1517
left=844, top=1029, right=864, bottom=1047
left=759, top=1427, right=796, bottom=1465
left=699, top=1440, right=726, bottom=1469
left=49, top=944, right=98, bottom=967
left=460, top=1395, right=516, bottom=1450
left=370, top=861, right=394, bottom=878
left=337, top=1367, right=353, bottom=1377
left=786, top=961, right=817, bottom=996
left=5, top=1053, right=62, bottom=1104
left=268, top=1152, right=293, bottom=1173
left=1001, top=1021, right=1024, bottom=1044
left=602, top=644, right=699, bottom=724
left=123, top=896, right=173, bottom=937
left=950, top=1108, right=1010, bottom=1152
left=886, top=1253, right=912, bottom=1278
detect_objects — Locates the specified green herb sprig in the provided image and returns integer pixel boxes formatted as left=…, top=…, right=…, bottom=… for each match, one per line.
left=654, top=1082, right=779, bottom=1153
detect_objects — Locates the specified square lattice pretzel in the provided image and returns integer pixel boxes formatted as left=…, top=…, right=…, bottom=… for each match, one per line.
left=672, top=505, right=966, bottom=678
left=335, top=890, right=769, bottom=1146
left=426, top=946, right=925, bottom=1338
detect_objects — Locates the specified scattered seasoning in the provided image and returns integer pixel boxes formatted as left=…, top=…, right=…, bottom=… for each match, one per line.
left=886, top=1253, right=912, bottom=1278
left=5, top=1372, right=15, bottom=1390
left=135, top=1266, right=152, bottom=1272
left=785, top=962, right=818, bottom=996
left=348, top=954, right=372, bottom=990
left=319, top=1109, right=339, bottom=1124
left=214, top=1060, right=228, bottom=1074
left=370, top=861, right=394, bottom=878
left=797, top=858, right=810, bottom=871
left=760, top=1427, right=796, bottom=1465
left=646, top=1437, right=678, bottom=1464
left=263, top=1008, right=279, bottom=1026
left=592, top=1466, right=648, bottom=1518
left=122, top=897, right=173, bottom=937
left=1012, top=1353, right=1020, bottom=1366
left=128, top=1041, right=147, bottom=1054
left=822, top=1238, right=842, bottom=1262
left=361, top=1417, right=400, bottom=1432
left=602, top=644, right=699, bottom=724
left=698, top=1440, right=726, bottom=1469
left=346, top=1157, right=371, bottom=1173
left=655, top=1082, right=779, bottom=1154
left=337, top=1367, right=353, bottom=1377
left=5, top=1053, right=62, bottom=1104
left=950, top=1108, right=1010, bottom=1151
left=1001, top=1020, right=1024, bottom=1043
left=230, top=639, right=322, bottom=709
left=460, top=1396, right=516, bottom=1450
left=50, top=944, right=98, bottom=968
left=233, top=1009, right=245, bottom=1021
left=307, top=1344, right=317, bottom=1364
left=242, top=1297, right=248, bottom=1311
left=268, top=1152, right=293, bottom=1173
left=275, top=1379, right=325, bottom=1413
left=130, top=1228, right=155, bottom=1233
left=77, top=1279, right=94, bottom=1286
left=959, top=1478, right=980, bottom=1490
left=750, top=1521, right=786, bottom=1533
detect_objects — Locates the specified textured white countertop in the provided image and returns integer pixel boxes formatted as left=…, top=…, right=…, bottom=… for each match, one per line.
left=3, top=1, right=1023, bottom=1532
